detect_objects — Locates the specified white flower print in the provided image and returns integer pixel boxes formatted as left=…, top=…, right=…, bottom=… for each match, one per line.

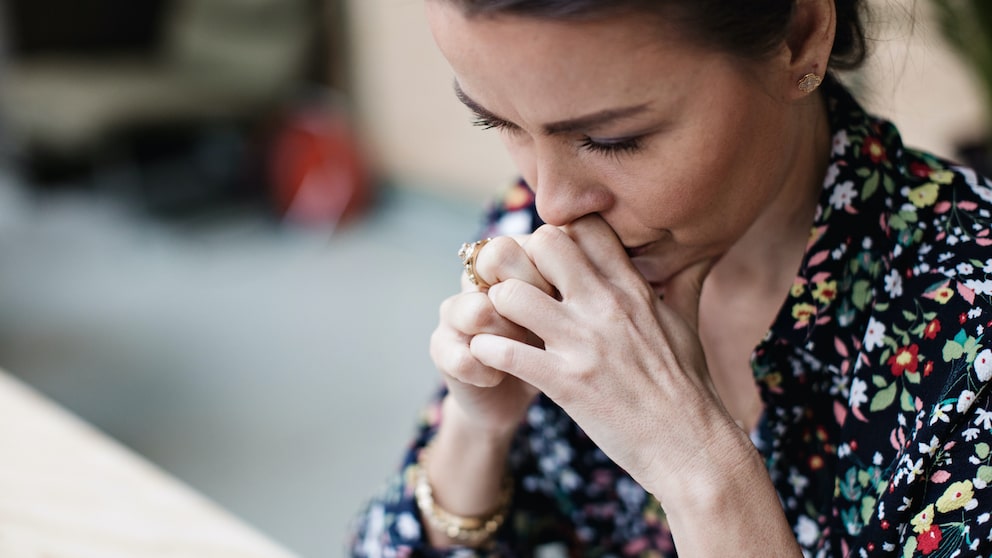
left=832, top=129, right=849, bottom=156
left=919, top=436, right=940, bottom=456
left=964, top=428, right=981, bottom=441
left=883, top=269, right=903, bottom=297
left=965, top=279, right=992, bottom=296
left=795, top=515, right=820, bottom=547
left=976, top=349, right=992, bottom=381
left=829, top=181, right=857, bottom=209
left=975, top=408, right=992, bottom=430
left=788, top=468, right=809, bottom=495
left=864, top=317, right=886, bottom=351
left=984, top=258, right=992, bottom=274
left=969, top=307, right=984, bottom=319
left=396, top=512, right=421, bottom=540
left=849, top=377, right=868, bottom=408
left=906, top=457, right=924, bottom=483
left=959, top=390, right=977, bottom=413
left=824, top=163, right=841, bottom=187
left=958, top=262, right=975, bottom=276
left=930, top=403, right=952, bottom=425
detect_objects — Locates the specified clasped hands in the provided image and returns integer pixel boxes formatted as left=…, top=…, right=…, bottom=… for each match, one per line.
left=431, top=214, right=741, bottom=497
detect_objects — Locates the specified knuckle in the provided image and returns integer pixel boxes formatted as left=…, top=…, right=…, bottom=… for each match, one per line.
left=476, top=236, right=516, bottom=279
left=462, top=294, right=497, bottom=332
left=529, top=224, right=566, bottom=247
left=489, top=277, right=525, bottom=306
left=440, top=345, right=477, bottom=378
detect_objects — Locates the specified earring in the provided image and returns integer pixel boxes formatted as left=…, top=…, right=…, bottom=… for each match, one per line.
left=797, top=73, right=822, bottom=93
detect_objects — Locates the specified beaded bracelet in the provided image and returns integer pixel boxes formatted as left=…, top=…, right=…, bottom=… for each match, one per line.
left=413, top=442, right=513, bottom=546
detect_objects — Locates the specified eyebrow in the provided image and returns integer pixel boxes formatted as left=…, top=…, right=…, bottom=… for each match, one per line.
left=453, top=81, right=651, bottom=136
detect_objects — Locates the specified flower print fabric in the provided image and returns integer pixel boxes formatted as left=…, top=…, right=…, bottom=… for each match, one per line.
left=349, top=78, right=992, bottom=557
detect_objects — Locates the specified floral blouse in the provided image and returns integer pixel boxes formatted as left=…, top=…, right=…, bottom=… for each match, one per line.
left=349, top=79, right=992, bottom=557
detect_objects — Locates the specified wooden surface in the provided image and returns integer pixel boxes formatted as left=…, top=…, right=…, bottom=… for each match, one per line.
left=0, top=370, right=298, bottom=558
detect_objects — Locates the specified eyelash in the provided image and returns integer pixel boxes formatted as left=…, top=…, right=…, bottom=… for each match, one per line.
left=578, top=136, right=643, bottom=157
left=471, top=114, right=644, bottom=157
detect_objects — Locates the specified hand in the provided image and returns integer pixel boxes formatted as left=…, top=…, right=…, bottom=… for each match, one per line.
left=429, top=235, right=555, bottom=438
left=468, top=215, right=742, bottom=495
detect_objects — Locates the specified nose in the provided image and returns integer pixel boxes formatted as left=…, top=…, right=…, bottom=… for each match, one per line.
left=529, top=151, right=612, bottom=227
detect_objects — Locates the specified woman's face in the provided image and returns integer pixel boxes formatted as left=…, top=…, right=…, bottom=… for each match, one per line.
left=427, top=3, right=812, bottom=290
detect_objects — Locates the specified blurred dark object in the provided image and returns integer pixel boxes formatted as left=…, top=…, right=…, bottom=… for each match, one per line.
left=0, top=0, right=357, bottom=219
left=959, top=140, right=992, bottom=181
left=269, top=96, right=372, bottom=229
left=7, top=0, right=168, bottom=55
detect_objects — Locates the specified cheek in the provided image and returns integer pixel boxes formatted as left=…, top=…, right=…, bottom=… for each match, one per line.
left=617, top=127, right=769, bottom=240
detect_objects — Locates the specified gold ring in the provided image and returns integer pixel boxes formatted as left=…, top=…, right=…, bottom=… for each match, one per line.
left=458, top=238, right=492, bottom=289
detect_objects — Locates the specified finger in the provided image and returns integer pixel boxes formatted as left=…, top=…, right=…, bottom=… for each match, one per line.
left=522, top=225, right=605, bottom=299
left=444, top=291, right=537, bottom=343
left=470, top=333, right=559, bottom=396
left=430, top=324, right=508, bottom=388
left=474, top=236, right=556, bottom=297
left=661, top=258, right=714, bottom=331
left=486, top=278, right=565, bottom=343
left=559, top=215, right=641, bottom=288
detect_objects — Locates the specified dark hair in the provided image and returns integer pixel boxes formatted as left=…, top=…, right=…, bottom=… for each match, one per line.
left=444, top=0, right=868, bottom=71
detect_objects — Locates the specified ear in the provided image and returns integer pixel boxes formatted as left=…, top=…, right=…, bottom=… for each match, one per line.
left=784, top=0, right=836, bottom=98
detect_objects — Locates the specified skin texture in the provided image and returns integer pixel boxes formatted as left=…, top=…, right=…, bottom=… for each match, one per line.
left=424, top=0, right=837, bottom=554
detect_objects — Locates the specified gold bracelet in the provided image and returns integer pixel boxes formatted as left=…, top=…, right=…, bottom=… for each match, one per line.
left=413, top=441, right=513, bottom=546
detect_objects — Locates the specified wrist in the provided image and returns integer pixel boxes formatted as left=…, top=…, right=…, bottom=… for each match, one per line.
left=441, top=395, right=521, bottom=446
left=649, top=419, right=761, bottom=515
left=650, top=425, right=800, bottom=556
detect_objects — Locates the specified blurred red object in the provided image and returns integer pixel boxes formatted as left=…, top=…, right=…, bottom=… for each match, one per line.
left=268, top=102, right=372, bottom=228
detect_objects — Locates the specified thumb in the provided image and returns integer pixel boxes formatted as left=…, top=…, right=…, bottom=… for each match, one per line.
left=662, top=258, right=714, bottom=331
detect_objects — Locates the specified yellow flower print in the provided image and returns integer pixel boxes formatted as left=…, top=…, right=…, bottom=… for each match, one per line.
left=791, top=280, right=806, bottom=298
left=936, top=480, right=975, bottom=513
left=792, top=303, right=817, bottom=326
left=911, top=504, right=934, bottom=534
left=765, top=372, right=783, bottom=390
left=812, top=280, right=838, bottom=304
left=930, top=169, right=954, bottom=184
left=933, top=287, right=954, bottom=304
left=908, top=183, right=939, bottom=208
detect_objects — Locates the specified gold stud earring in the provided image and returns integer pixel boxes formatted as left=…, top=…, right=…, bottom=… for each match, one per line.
left=797, top=73, right=822, bottom=94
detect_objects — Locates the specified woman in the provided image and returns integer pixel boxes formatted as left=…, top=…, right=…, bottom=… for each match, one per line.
left=352, top=1, right=992, bottom=555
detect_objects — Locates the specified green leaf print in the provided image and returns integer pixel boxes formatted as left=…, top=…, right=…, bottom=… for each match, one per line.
left=861, top=496, right=876, bottom=526
left=870, top=382, right=898, bottom=412
left=944, top=340, right=965, bottom=362
left=977, top=443, right=990, bottom=460
left=901, top=389, right=916, bottom=411
left=852, top=280, right=872, bottom=311
left=863, top=172, right=880, bottom=200
left=979, top=466, right=992, bottom=483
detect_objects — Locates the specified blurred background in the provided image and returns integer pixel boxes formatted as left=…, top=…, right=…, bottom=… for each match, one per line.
left=0, top=0, right=988, bottom=555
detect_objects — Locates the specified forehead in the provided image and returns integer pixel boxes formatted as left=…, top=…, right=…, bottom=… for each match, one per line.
left=425, top=2, right=720, bottom=119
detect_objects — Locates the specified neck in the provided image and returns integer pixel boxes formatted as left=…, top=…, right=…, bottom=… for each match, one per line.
left=709, top=91, right=831, bottom=299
